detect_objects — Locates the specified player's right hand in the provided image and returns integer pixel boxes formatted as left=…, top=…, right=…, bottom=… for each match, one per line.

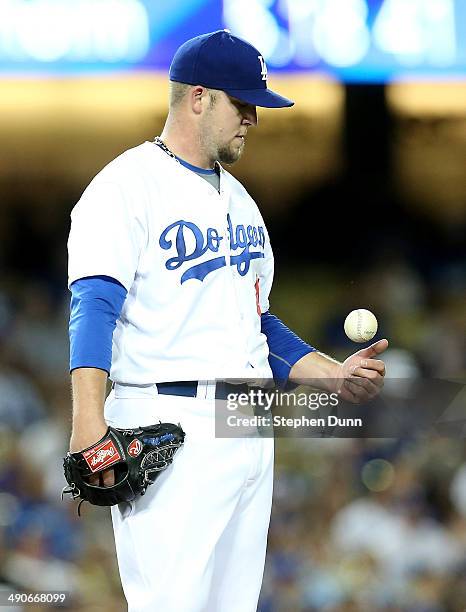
left=337, top=338, right=388, bottom=403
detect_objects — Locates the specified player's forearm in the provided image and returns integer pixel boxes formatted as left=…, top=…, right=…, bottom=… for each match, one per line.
left=70, top=367, right=109, bottom=452
left=289, top=351, right=342, bottom=392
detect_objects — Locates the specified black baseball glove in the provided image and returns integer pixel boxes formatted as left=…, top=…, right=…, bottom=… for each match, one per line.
left=62, top=422, right=185, bottom=514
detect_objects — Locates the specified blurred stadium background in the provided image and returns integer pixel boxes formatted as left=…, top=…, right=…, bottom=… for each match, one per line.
left=0, top=1, right=465, bottom=610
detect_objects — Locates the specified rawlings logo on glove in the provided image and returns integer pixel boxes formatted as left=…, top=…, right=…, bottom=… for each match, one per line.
left=62, top=423, right=185, bottom=514
left=83, top=439, right=121, bottom=472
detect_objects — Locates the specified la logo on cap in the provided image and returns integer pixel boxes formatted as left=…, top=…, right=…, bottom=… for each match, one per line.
left=258, top=55, right=267, bottom=81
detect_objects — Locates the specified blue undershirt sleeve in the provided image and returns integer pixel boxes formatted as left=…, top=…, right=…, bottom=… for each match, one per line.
left=69, top=275, right=127, bottom=374
left=261, top=311, right=316, bottom=386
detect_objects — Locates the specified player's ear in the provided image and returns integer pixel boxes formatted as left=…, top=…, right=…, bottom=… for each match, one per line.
left=191, top=86, right=209, bottom=115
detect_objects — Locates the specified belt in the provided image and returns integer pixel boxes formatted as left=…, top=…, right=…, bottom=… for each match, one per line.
left=156, top=381, right=250, bottom=400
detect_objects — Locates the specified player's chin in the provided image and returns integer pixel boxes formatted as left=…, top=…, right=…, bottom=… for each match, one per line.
left=218, top=142, right=244, bottom=165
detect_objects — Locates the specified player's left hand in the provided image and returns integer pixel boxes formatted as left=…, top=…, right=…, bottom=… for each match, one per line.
left=337, top=339, right=388, bottom=404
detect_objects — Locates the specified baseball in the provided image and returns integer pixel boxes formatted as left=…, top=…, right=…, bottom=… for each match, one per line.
left=344, top=309, right=378, bottom=343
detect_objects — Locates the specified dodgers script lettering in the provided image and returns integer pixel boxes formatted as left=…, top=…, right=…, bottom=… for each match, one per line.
left=159, top=214, right=265, bottom=283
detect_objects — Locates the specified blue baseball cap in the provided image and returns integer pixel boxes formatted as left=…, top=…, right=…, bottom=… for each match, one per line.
left=169, top=30, right=294, bottom=109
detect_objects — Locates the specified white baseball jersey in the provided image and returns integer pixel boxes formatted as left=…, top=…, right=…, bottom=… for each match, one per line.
left=68, top=141, right=275, bottom=384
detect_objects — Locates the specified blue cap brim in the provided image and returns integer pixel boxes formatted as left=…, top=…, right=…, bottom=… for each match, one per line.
left=223, top=87, right=294, bottom=108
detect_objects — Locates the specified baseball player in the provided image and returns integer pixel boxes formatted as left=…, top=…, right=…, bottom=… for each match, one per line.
left=67, top=31, right=387, bottom=611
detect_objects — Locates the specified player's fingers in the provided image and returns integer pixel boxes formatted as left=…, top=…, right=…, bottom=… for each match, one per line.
left=341, top=380, right=368, bottom=402
left=357, top=339, right=389, bottom=359
left=351, top=367, right=385, bottom=385
left=354, top=359, right=386, bottom=375
left=344, top=377, right=379, bottom=401
left=88, top=470, right=115, bottom=487
left=345, top=375, right=376, bottom=394
left=102, top=469, right=115, bottom=487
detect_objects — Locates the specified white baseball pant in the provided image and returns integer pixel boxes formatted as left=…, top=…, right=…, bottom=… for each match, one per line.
left=104, top=382, right=274, bottom=612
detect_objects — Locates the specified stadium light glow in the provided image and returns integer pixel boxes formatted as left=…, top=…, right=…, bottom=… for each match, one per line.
left=0, top=0, right=464, bottom=80
left=0, top=0, right=150, bottom=62
left=373, top=0, right=456, bottom=66
left=312, top=0, right=370, bottom=67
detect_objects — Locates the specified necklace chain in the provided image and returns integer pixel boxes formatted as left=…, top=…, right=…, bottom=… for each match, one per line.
left=153, top=136, right=220, bottom=177
left=153, top=136, right=180, bottom=164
